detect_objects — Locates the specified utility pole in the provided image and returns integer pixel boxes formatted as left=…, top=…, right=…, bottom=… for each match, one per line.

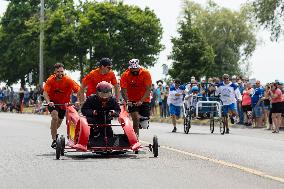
left=39, top=0, right=44, bottom=87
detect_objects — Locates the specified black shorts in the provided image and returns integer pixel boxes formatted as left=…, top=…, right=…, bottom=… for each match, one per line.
left=242, top=105, right=252, bottom=112
left=48, top=106, right=66, bottom=119
left=128, top=102, right=150, bottom=117
left=271, top=102, right=283, bottom=113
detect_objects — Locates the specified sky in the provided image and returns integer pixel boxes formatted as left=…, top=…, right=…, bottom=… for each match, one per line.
left=0, top=0, right=284, bottom=88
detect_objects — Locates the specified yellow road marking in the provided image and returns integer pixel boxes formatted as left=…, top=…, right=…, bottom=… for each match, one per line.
left=140, top=140, right=284, bottom=184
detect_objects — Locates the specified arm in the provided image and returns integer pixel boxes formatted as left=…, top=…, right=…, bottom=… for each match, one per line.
left=43, top=91, right=50, bottom=103
left=81, top=96, right=96, bottom=117
left=78, top=83, right=86, bottom=104
left=270, top=90, right=280, bottom=99
left=235, top=88, right=242, bottom=101
left=113, top=99, right=121, bottom=114
left=113, top=84, right=120, bottom=102
left=43, top=91, right=54, bottom=107
left=137, top=85, right=151, bottom=105
left=121, top=88, right=128, bottom=102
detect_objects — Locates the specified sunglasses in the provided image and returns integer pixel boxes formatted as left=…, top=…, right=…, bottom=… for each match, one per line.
left=223, top=77, right=229, bottom=80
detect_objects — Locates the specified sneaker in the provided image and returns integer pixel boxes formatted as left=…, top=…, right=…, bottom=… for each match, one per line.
left=51, top=140, right=56, bottom=148
left=225, top=128, right=229, bottom=134
left=230, top=117, right=235, bottom=124
left=172, top=127, right=177, bottom=133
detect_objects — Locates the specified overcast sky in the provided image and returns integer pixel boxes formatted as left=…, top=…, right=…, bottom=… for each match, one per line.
left=0, top=0, right=283, bottom=86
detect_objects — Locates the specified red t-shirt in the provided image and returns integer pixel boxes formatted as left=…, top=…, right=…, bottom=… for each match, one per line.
left=120, top=68, right=152, bottom=102
left=82, top=68, right=117, bottom=97
left=44, top=75, right=80, bottom=104
left=271, top=88, right=283, bottom=103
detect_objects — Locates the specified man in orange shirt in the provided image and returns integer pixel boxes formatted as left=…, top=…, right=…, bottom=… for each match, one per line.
left=120, top=59, right=152, bottom=136
left=79, top=58, right=119, bottom=102
left=43, top=63, right=80, bottom=148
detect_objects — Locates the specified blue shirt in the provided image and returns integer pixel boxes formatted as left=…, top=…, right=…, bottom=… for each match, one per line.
left=251, top=87, right=264, bottom=107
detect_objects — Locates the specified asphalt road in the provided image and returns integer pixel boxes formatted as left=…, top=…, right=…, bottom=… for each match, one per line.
left=1, top=112, right=284, bottom=189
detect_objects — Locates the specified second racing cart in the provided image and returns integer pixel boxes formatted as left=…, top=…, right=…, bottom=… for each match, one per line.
left=183, top=94, right=225, bottom=135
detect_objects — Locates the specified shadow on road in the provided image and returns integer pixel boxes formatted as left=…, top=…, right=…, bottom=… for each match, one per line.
left=168, top=131, right=220, bottom=135
left=36, top=151, right=148, bottom=161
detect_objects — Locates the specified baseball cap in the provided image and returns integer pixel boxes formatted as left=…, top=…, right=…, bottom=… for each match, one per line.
left=99, top=58, right=112, bottom=67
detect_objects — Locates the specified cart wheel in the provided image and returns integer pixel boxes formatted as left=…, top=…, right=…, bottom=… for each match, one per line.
left=183, top=117, right=188, bottom=133
left=183, top=111, right=191, bottom=134
left=220, top=119, right=225, bottom=135
left=55, top=137, right=61, bottom=160
left=60, top=135, right=65, bottom=156
left=152, top=135, right=158, bottom=157
left=210, top=118, right=214, bottom=133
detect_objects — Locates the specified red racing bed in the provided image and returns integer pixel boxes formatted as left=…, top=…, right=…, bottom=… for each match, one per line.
left=54, top=104, right=159, bottom=159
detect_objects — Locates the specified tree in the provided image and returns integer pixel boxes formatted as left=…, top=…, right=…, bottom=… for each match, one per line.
left=77, top=1, right=164, bottom=75
left=169, top=10, right=215, bottom=82
left=0, top=0, right=164, bottom=85
left=251, top=0, right=284, bottom=40
left=170, top=0, right=256, bottom=80
left=0, top=0, right=39, bottom=86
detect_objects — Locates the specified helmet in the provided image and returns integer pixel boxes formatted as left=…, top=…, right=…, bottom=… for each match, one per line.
left=99, top=58, right=112, bottom=67
left=232, top=75, right=237, bottom=80
left=129, top=59, right=140, bottom=69
left=191, top=86, right=199, bottom=92
left=139, top=117, right=149, bottom=129
left=96, top=81, right=113, bottom=99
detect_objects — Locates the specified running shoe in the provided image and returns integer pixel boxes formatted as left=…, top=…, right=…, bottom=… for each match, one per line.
left=51, top=140, right=56, bottom=148
left=225, top=128, right=230, bottom=134
left=230, top=117, right=235, bottom=124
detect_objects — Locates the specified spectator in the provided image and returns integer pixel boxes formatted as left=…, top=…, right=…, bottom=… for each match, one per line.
left=269, top=82, right=283, bottom=133
left=163, top=85, right=170, bottom=117
left=251, top=80, right=264, bottom=128
left=18, top=87, right=24, bottom=113
left=23, top=88, right=30, bottom=107
left=156, top=81, right=165, bottom=118
left=242, top=82, right=254, bottom=126
left=150, top=84, right=157, bottom=116
left=262, top=84, right=272, bottom=129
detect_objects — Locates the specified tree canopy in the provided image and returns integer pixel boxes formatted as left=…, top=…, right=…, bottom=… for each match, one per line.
left=251, top=0, right=284, bottom=40
left=169, top=0, right=257, bottom=82
left=0, top=0, right=163, bottom=86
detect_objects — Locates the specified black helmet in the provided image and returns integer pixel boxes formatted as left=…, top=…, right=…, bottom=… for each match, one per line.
left=99, top=58, right=112, bottom=67
left=96, top=81, right=113, bottom=99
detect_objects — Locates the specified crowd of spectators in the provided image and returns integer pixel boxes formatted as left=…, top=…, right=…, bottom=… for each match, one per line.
left=149, top=75, right=284, bottom=133
left=1, top=74, right=284, bottom=134
left=0, top=85, right=46, bottom=114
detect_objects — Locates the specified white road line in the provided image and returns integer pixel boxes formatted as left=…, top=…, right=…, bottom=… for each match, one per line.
left=141, top=140, right=284, bottom=184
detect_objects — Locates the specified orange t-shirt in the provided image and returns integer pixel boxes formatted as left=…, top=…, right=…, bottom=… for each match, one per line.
left=44, top=75, right=80, bottom=104
left=120, top=68, right=152, bottom=102
left=82, top=68, right=117, bottom=97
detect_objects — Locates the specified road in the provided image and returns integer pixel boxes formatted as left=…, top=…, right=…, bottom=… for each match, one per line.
left=0, top=112, right=284, bottom=189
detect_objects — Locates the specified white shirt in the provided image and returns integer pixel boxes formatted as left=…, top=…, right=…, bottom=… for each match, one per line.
left=167, top=84, right=185, bottom=106
left=216, top=82, right=241, bottom=105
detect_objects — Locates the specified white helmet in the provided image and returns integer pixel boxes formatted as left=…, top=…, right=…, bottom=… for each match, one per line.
left=139, top=117, right=149, bottom=129
left=129, top=59, right=140, bottom=69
